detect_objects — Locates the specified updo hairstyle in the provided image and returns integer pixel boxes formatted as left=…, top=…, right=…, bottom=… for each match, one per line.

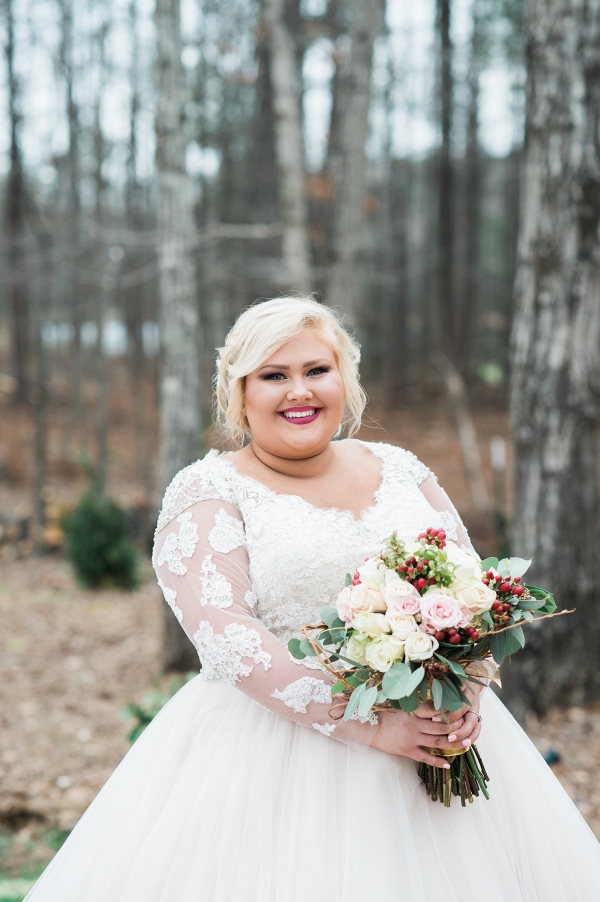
left=214, top=296, right=366, bottom=445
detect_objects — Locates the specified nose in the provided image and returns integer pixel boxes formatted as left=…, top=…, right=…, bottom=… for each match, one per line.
left=286, top=375, right=313, bottom=402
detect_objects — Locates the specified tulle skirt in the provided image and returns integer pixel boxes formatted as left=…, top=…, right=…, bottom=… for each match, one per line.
left=24, top=675, right=600, bottom=902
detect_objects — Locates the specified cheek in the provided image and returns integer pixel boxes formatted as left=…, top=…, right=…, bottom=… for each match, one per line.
left=244, top=379, right=283, bottom=416
left=320, top=373, right=345, bottom=411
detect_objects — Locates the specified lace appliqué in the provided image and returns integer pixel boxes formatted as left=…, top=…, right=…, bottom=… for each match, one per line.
left=271, top=677, right=332, bottom=714
left=312, top=722, right=336, bottom=737
left=194, top=621, right=272, bottom=683
left=208, top=508, right=246, bottom=554
left=157, top=577, right=183, bottom=624
left=156, top=512, right=199, bottom=576
left=351, top=710, right=379, bottom=726
left=199, top=554, right=234, bottom=609
left=245, top=588, right=257, bottom=610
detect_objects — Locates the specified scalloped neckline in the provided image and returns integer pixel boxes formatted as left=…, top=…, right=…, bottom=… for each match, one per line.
left=216, top=441, right=391, bottom=526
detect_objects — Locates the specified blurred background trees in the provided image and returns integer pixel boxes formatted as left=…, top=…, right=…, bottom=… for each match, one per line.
left=0, top=0, right=599, bottom=713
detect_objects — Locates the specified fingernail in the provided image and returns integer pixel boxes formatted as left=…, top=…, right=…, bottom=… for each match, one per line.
left=448, top=734, right=456, bottom=742
left=443, top=763, right=450, bottom=769
left=432, top=716, right=442, bottom=722
left=462, top=739, right=471, bottom=747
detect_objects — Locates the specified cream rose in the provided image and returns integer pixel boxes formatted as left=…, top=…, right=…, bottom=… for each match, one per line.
left=445, top=542, right=483, bottom=591
left=404, top=630, right=439, bottom=662
left=364, top=635, right=405, bottom=672
left=420, top=593, right=464, bottom=632
left=348, top=582, right=387, bottom=614
left=356, top=557, right=385, bottom=588
left=345, top=633, right=369, bottom=664
left=385, top=611, right=419, bottom=641
left=351, top=611, right=390, bottom=639
left=455, top=582, right=496, bottom=615
left=383, top=572, right=421, bottom=611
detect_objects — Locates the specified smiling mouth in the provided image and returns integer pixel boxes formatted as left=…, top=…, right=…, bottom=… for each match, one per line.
left=278, top=407, right=322, bottom=423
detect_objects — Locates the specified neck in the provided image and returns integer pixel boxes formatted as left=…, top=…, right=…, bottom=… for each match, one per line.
left=247, top=440, right=335, bottom=479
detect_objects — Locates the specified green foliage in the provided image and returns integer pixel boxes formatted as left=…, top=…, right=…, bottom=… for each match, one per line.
left=120, top=673, right=196, bottom=743
left=61, top=462, right=139, bottom=590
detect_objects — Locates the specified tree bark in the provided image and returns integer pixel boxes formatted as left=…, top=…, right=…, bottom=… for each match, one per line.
left=3, top=0, right=29, bottom=405
left=262, top=0, right=311, bottom=293
left=328, top=0, right=384, bottom=321
left=155, top=0, right=202, bottom=672
left=435, top=0, right=454, bottom=354
left=505, top=0, right=600, bottom=721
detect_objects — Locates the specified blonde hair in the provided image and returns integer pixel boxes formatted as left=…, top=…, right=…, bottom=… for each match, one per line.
left=215, top=296, right=366, bottom=445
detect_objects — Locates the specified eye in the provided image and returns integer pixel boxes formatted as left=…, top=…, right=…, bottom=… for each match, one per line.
left=307, top=366, right=330, bottom=376
left=262, top=372, right=287, bottom=381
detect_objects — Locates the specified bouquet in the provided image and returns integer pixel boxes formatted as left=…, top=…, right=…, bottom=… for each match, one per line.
left=288, top=528, right=565, bottom=807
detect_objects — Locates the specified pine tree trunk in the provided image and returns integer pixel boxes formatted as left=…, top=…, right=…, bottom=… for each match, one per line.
left=3, top=0, right=29, bottom=406
left=155, top=0, right=202, bottom=673
left=328, top=0, right=384, bottom=320
left=504, top=0, right=600, bottom=722
left=435, top=0, right=454, bottom=354
left=262, top=0, right=311, bottom=293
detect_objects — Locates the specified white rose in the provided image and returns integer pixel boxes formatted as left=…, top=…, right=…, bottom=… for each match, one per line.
left=351, top=611, right=390, bottom=639
left=364, top=635, right=405, bottom=672
left=445, top=542, right=483, bottom=591
left=404, top=630, right=439, bottom=662
left=356, top=557, right=386, bottom=588
left=385, top=611, right=419, bottom=641
left=422, top=585, right=456, bottom=599
left=349, top=582, right=387, bottom=614
left=345, top=633, right=369, bottom=664
left=455, top=582, right=497, bottom=615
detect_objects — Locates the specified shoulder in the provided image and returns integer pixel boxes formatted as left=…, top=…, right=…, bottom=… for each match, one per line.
left=358, top=440, right=436, bottom=486
left=156, top=450, right=238, bottom=534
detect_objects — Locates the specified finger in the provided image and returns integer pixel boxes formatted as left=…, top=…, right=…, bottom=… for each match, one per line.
left=449, top=712, right=479, bottom=741
left=428, top=732, right=471, bottom=750
left=412, top=702, right=437, bottom=719
left=417, top=717, right=465, bottom=736
left=415, top=749, right=451, bottom=769
left=432, top=706, right=467, bottom=725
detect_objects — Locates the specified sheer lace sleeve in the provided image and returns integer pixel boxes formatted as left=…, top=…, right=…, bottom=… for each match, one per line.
left=152, top=498, right=380, bottom=748
left=418, top=476, right=476, bottom=555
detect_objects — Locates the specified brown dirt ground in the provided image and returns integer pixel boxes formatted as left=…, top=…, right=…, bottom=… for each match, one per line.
left=0, top=388, right=598, bottom=879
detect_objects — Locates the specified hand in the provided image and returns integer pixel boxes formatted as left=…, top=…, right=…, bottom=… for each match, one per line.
left=373, top=708, right=474, bottom=768
left=429, top=680, right=483, bottom=745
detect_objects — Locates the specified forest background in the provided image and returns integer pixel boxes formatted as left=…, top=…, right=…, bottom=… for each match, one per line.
left=1, top=0, right=600, bottom=893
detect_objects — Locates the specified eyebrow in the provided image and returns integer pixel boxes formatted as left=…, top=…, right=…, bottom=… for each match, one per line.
left=257, top=358, right=331, bottom=373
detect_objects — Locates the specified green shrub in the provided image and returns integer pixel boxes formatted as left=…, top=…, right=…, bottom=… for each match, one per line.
left=61, top=469, right=139, bottom=590
left=120, top=673, right=197, bottom=743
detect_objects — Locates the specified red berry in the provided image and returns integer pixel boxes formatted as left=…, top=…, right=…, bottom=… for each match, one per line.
left=503, top=602, right=511, bottom=611
left=499, top=582, right=511, bottom=593
left=434, top=630, right=447, bottom=641
left=513, top=576, right=521, bottom=583
left=428, top=577, right=436, bottom=585
left=486, top=570, right=494, bottom=578
left=492, top=601, right=502, bottom=612
left=399, top=565, right=407, bottom=572
left=470, top=631, right=480, bottom=641
left=482, top=578, right=490, bottom=585
left=449, top=633, right=461, bottom=645
left=513, top=586, right=524, bottom=596
left=438, top=530, right=446, bottom=541
left=417, top=577, right=427, bottom=590
left=418, top=533, right=426, bottom=540
left=416, top=563, right=423, bottom=572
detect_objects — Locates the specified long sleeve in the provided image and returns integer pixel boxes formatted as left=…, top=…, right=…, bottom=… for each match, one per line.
left=418, top=476, right=477, bottom=555
left=152, top=498, right=380, bottom=747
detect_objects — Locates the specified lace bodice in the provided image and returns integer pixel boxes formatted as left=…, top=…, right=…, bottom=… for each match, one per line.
left=152, top=441, right=473, bottom=747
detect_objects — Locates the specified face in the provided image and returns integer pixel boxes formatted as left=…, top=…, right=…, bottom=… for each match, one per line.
left=243, top=330, right=345, bottom=459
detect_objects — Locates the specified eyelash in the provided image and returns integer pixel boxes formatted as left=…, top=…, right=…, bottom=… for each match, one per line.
left=262, top=367, right=330, bottom=381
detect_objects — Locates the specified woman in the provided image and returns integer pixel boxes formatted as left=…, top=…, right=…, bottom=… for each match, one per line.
left=26, top=297, right=600, bottom=901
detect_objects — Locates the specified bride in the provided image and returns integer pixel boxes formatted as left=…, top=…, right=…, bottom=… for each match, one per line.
left=26, top=297, right=600, bottom=901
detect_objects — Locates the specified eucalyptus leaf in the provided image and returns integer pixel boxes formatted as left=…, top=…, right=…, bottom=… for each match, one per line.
left=435, top=653, right=466, bottom=677
left=358, top=685, right=378, bottom=717
left=320, top=606, right=339, bottom=627
left=288, top=638, right=306, bottom=660
left=398, top=689, right=420, bottom=712
left=480, top=557, right=499, bottom=570
left=331, top=681, right=346, bottom=695
left=441, top=680, right=464, bottom=711
left=406, top=666, right=425, bottom=697
left=344, top=683, right=366, bottom=721
left=299, top=637, right=317, bottom=657
left=504, top=625, right=525, bottom=656
left=498, top=557, right=532, bottom=578
left=431, top=678, right=443, bottom=711
left=345, top=573, right=352, bottom=587
left=381, top=662, right=412, bottom=699
left=489, top=631, right=506, bottom=665
left=376, top=689, right=387, bottom=704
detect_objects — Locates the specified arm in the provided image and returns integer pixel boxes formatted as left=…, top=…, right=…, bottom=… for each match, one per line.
left=418, top=475, right=477, bottom=554
left=153, top=498, right=465, bottom=764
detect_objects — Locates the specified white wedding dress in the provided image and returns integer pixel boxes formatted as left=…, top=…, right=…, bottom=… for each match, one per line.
left=25, top=441, right=600, bottom=901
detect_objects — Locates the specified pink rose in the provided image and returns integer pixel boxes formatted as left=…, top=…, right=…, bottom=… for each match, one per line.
left=456, top=605, right=473, bottom=629
left=336, top=586, right=353, bottom=623
left=387, top=595, right=421, bottom=616
left=420, top=593, right=464, bottom=633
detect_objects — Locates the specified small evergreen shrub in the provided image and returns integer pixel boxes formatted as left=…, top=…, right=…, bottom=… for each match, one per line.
left=61, top=473, right=139, bottom=590
left=120, top=674, right=197, bottom=742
